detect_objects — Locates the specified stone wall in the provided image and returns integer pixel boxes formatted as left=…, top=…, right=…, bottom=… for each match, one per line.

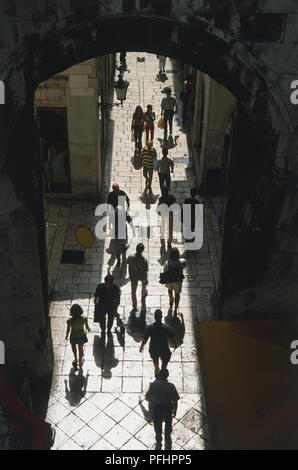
left=0, top=0, right=298, bottom=374
left=191, top=73, right=236, bottom=192
left=0, top=174, right=53, bottom=377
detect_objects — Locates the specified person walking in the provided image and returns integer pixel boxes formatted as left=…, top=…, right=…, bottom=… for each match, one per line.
left=94, top=275, right=121, bottom=333
left=127, top=242, right=148, bottom=312
left=131, top=105, right=145, bottom=152
left=157, top=55, right=166, bottom=74
left=113, top=205, right=135, bottom=267
left=144, top=104, right=156, bottom=142
left=140, top=140, right=157, bottom=190
left=65, top=304, right=90, bottom=368
left=145, top=368, right=180, bottom=450
left=107, top=183, right=130, bottom=210
left=156, top=148, right=174, bottom=191
left=163, top=247, right=186, bottom=315
left=106, top=183, right=130, bottom=256
left=182, top=187, right=201, bottom=243
left=161, top=88, right=178, bottom=139
left=179, top=75, right=193, bottom=124
left=139, top=309, right=178, bottom=377
left=157, top=187, right=179, bottom=246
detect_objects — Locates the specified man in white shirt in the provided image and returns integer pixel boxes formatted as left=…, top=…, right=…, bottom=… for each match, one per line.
left=156, top=148, right=174, bottom=191
left=161, top=88, right=178, bottom=138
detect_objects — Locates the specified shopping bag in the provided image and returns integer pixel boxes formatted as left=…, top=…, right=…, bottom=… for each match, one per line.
left=159, top=269, right=184, bottom=284
left=157, top=117, right=164, bottom=129
left=116, top=313, right=125, bottom=335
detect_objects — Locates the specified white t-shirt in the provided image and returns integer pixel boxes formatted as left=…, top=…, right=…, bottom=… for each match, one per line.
left=161, top=96, right=177, bottom=111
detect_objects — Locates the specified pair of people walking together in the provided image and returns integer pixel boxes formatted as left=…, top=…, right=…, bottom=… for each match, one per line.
left=131, top=105, right=156, bottom=151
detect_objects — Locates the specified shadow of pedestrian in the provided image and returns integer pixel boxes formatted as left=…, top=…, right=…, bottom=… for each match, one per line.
left=126, top=309, right=147, bottom=343
left=93, top=333, right=105, bottom=369
left=165, top=312, right=185, bottom=347
left=102, top=332, right=119, bottom=379
left=114, top=313, right=125, bottom=349
left=166, top=135, right=179, bottom=149
left=157, top=137, right=179, bottom=150
left=109, top=263, right=130, bottom=284
left=140, top=188, right=159, bottom=207
left=157, top=137, right=166, bottom=150
left=64, top=368, right=89, bottom=407
left=131, top=150, right=142, bottom=170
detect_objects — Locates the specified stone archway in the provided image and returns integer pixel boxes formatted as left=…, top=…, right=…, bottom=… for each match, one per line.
left=0, top=10, right=296, bottom=375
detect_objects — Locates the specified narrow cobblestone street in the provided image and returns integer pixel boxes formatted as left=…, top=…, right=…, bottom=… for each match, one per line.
left=45, top=53, right=220, bottom=450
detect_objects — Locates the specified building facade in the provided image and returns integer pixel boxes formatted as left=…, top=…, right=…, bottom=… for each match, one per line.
left=35, top=55, right=114, bottom=200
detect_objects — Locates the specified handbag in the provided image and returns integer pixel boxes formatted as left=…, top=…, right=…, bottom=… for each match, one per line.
left=157, top=117, right=164, bottom=129
left=131, top=131, right=135, bottom=142
left=159, top=269, right=184, bottom=284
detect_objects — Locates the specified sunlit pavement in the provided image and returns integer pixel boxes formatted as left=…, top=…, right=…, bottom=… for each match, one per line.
left=45, top=53, right=221, bottom=450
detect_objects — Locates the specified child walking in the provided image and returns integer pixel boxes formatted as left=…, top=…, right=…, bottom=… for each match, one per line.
left=65, top=304, right=90, bottom=368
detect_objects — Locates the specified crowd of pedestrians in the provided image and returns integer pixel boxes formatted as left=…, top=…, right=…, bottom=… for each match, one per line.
left=64, top=54, right=200, bottom=450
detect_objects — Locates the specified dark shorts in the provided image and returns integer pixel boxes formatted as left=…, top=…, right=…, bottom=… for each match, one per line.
left=70, top=334, right=88, bottom=345
left=94, top=304, right=115, bottom=322
left=149, top=348, right=171, bottom=363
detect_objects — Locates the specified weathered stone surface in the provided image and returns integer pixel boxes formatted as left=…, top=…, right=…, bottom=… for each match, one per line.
left=261, top=0, right=298, bottom=14
left=240, top=13, right=286, bottom=42
left=0, top=0, right=298, bottom=375
left=284, top=14, right=298, bottom=42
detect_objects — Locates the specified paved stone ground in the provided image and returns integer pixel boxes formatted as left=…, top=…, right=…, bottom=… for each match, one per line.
left=45, top=53, right=220, bottom=450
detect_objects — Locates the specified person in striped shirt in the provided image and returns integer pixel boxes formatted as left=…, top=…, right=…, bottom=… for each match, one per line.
left=141, top=140, right=157, bottom=190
